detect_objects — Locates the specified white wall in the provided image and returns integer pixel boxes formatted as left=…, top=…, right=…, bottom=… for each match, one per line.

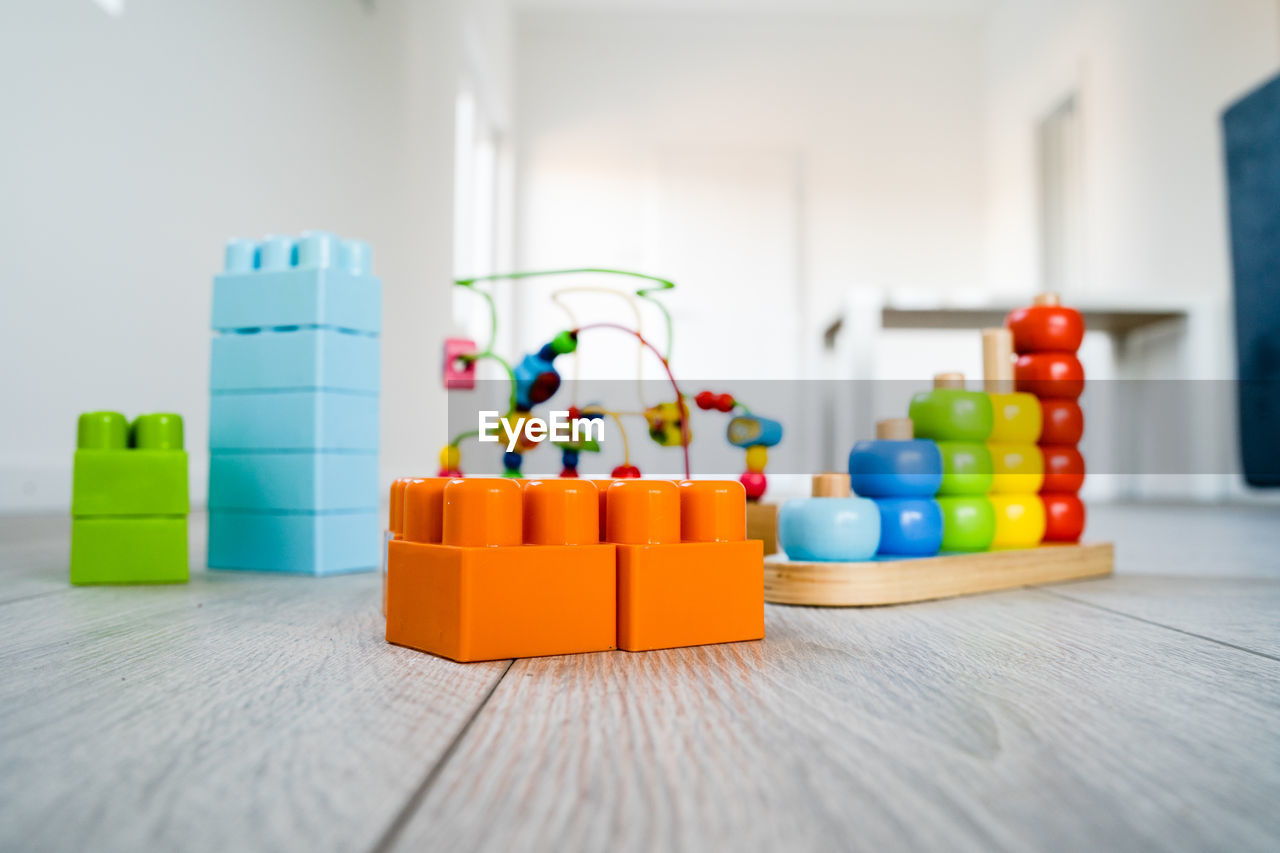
left=514, top=9, right=986, bottom=331
left=511, top=10, right=987, bottom=473
left=0, top=0, right=511, bottom=511
left=984, top=0, right=1280, bottom=329
left=983, top=0, right=1280, bottom=498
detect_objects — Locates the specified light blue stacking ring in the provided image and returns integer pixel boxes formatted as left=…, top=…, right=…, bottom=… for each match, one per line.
left=778, top=497, right=881, bottom=562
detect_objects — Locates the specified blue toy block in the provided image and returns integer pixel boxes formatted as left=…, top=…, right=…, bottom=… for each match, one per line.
left=209, top=390, right=378, bottom=451
left=208, top=452, right=378, bottom=512
left=208, top=510, right=380, bottom=575
left=211, top=327, right=380, bottom=393
left=212, top=232, right=381, bottom=334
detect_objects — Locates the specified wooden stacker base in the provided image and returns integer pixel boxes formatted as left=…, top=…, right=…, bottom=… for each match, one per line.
left=763, top=542, right=1114, bottom=606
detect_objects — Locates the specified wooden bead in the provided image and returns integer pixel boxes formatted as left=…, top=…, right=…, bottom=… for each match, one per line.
left=1015, top=352, right=1085, bottom=399
left=745, top=445, right=768, bottom=473
left=1041, top=445, right=1086, bottom=493
left=439, top=445, right=460, bottom=471
left=740, top=471, right=767, bottom=500
left=1042, top=492, right=1085, bottom=542
left=1040, top=399, right=1085, bottom=444
left=1006, top=304, right=1085, bottom=354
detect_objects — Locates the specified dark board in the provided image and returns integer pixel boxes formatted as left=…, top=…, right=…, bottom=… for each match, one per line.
left=1223, top=73, right=1280, bottom=487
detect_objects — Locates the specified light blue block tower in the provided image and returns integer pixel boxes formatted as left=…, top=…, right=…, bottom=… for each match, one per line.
left=207, top=231, right=382, bottom=575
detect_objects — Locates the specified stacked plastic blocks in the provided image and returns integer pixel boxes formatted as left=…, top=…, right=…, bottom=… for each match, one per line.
left=386, top=477, right=765, bottom=662
left=71, top=412, right=189, bottom=584
left=207, top=232, right=382, bottom=575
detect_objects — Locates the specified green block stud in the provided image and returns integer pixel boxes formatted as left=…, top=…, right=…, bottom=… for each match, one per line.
left=78, top=411, right=129, bottom=450
left=70, top=517, right=189, bottom=585
left=131, top=412, right=184, bottom=450
left=72, top=411, right=189, bottom=517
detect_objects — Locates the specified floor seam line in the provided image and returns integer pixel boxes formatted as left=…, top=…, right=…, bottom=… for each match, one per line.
left=1030, top=586, right=1280, bottom=663
left=367, top=658, right=516, bottom=853
left=0, top=589, right=67, bottom=608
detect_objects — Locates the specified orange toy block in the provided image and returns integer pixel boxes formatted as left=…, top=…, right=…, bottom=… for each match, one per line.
left=607, top=479, right=765, bottom=652
left=386, top=478, right=616, bottom=662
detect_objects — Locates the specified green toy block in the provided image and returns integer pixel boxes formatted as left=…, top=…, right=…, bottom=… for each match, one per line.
left=71, top=411, right=190, bottom=585
left=72, top=450, right=189, bottom=516
left=71, top=411, right=189, bottom=517
left=70, top=516, right=189, bottom=585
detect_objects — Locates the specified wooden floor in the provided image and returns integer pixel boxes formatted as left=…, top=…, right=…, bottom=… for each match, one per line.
left=1, top=503, right=1279, bottom=852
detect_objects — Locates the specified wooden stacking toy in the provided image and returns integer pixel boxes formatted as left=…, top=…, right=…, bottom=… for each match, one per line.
left=1007, top=293, right=1086, bottom=542
left=763, top=296, right=1109, bottom=607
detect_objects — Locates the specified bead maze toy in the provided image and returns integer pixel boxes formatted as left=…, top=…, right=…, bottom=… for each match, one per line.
left=764, top=293, right=1112, bottom=607
left=70, top=411, right=189, bottom=585
left=439, top=269, right=784, bottom=492
left=385, top=477, right=764, bottom=662
left=207, top=232, right=382, bottom=575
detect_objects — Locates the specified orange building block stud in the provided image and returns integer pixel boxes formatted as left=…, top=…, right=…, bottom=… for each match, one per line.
left=609, top=479, right=764, bottom=652
left=386, top=478, right=616, bottom=662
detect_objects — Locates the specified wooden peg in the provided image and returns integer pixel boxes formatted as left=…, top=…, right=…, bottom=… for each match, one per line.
left=1034, top=292, right=1061, bottom=306
left=933, top=372, right=966, bottom=390
left=811, top=473, right=851, bottom=498
left=982, top=328, right=1015, bottom=393
left=876, top=418, right=914, bottom=440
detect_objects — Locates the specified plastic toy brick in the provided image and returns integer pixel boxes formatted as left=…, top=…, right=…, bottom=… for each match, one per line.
left=72, top=411, right=189, bottom=516
left=71, top=517, right=188, bottom=585
left=208, top=510, right=380, bottom=575
left=386, top=478, right=617, bottom=662
left=208, top=452, right=378, bottom=512
left=208, top=390, right=378, bottom=451
left=212, top=232, right=381, bottom=334
left=610, top=480, right=764, bottom=652
left=211, top=327, right=379, bottom=393
left=70, top=411, right=189, bottom=585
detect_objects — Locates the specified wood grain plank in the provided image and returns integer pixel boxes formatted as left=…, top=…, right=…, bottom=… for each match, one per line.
left=1036, top=575, right=1280, bottom=659
left=0, top=514, right=75, bottom=604
left=389, top=592, right=1280, bottom=853
left=0, top=567, right=508, bottom=853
